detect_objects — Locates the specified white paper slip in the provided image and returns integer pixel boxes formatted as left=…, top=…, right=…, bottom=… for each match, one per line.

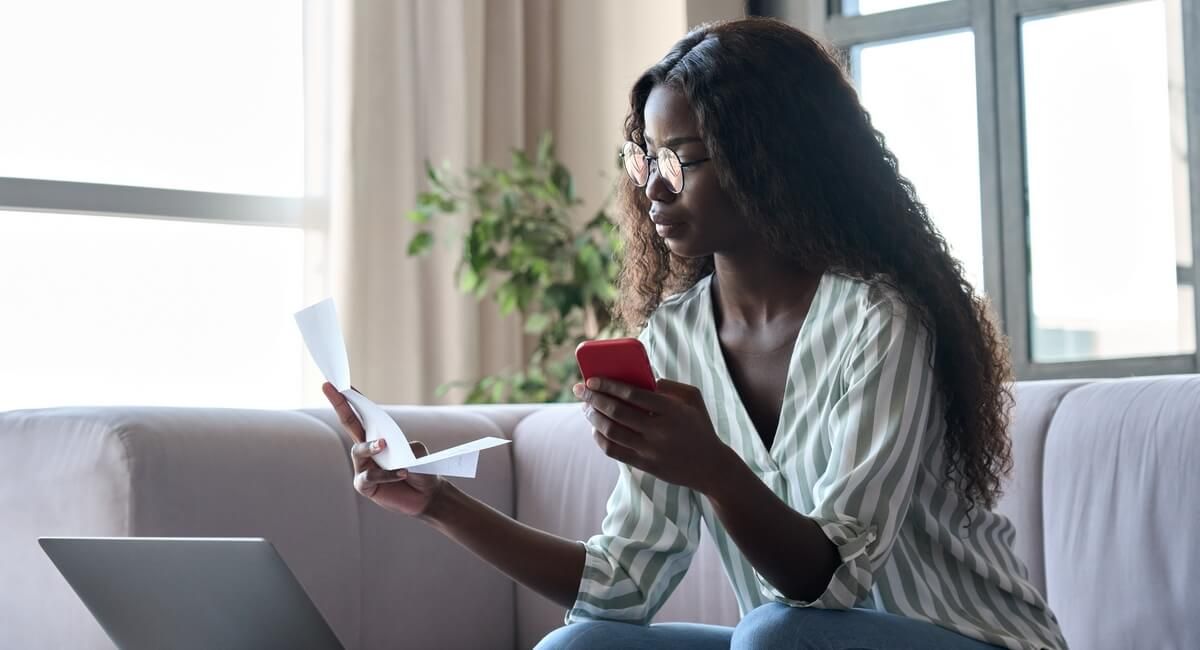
left=294, top=298, right=511, bottom=478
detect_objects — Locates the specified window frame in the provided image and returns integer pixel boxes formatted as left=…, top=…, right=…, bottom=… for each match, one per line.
left=758, top=0, right=1200, bottom=380
left=0, top=178, right=303, bottom=227
left=0, top=0, right=330, bottom=231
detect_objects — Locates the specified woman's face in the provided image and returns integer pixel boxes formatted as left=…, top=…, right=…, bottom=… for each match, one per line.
left=641, top=84, right=752, bottom=258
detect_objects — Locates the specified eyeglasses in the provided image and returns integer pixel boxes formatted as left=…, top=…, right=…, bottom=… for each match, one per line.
left=621, top=141, right=711, bottom=194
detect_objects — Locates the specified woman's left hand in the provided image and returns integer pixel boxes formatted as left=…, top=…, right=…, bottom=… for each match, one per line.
left=574, top=377, right=735, bottom=495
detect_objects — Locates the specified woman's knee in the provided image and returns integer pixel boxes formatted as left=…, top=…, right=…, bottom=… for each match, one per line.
left=533, top=621, right=631, bottom=650
left=731, top=603, right=833, bottom=649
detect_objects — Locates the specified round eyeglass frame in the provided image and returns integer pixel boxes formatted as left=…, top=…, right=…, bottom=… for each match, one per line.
left=620, top=140, right=710, bottom=194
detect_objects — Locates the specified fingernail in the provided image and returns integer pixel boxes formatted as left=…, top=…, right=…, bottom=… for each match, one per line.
left=572, top=384, right=583, bottom=398
left=586, top=379, right=599, bottom=390
left=378, top=438, right=387, bottom=450
left=395, top=470, right=407, bottom=480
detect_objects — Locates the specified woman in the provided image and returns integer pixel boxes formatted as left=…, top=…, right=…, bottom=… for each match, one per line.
left=324, top=17, right=1066, bottom=650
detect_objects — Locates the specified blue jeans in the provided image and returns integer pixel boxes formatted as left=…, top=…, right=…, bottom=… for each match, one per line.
left=534, top=603, right=1001, bottom=649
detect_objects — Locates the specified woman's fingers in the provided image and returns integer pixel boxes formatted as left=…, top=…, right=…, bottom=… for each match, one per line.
left=593, top=430, right=641, bottom=467
left=351, top=439, right=427, bottom=461
left=583, top=404, right=646, bottom=451
left=352, top=469, right=377, bottom=497
left=350, top=438, right=387, bottom=460
left=581, top=378, right=674, bottom=413
left=349, top=436, right=435, bottom=494
left=323, top=382, right=366, bottom=443
left=350, top=439, right=432, bottom=492
left=583, top=390, right=651, bottom=432
left=365, top=465, right=408, bottom=484
left=353, top=465, right=409, bottom=497
left=349, top=438, right=386, bottom=472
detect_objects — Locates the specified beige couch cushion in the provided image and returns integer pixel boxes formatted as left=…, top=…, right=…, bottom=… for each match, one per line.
left=302, top=405, right=525, bottom=650
left=1042, top=376, right=1200, bottom=649
left=996, top=380, right=1091, bottom=594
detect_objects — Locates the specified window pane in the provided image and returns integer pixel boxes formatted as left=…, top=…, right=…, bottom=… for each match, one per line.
left=855, top=31, right=985, bottom=292
left=0, top=211, right=305, bottom=410
left=1023, top=0, right=1193, bottom=362
left=843, top=0, right=943, bottom=17
left=0, top=0, right=303, bottom=196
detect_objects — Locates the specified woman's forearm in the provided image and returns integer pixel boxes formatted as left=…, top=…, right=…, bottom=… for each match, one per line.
left=418, top=481, right=586, bottom=609
left=701, top=448, right=840, bottom=602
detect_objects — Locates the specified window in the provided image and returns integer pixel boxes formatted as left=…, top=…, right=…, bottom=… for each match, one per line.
left=0, top=0, right=304, bottom=196
left=1021, top=0, right=1192, bottom=363
left=854, top=30, right=985, bottom=291
left=0, top=212, right=304, bottom=410
left=768, top=0, right=1200, bottom=379
left=844, top=0, right=947, bottom=16
left=0, top=0, right=311, bottom=410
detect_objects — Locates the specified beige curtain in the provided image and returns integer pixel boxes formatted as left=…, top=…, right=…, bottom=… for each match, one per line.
left=301, top=0, right=738, bottom=406
left=301, top=0, right=553, bottom=406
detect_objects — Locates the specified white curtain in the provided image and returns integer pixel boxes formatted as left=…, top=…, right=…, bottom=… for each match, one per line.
left=302, top=0, right=555, bottom=405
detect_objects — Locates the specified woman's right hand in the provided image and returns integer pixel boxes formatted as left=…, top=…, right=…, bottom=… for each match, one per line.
left=322, top=382, right=444, bottom=517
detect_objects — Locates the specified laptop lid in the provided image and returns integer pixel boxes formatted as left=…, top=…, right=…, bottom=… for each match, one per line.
left=39, top=537, right=345, bottom=650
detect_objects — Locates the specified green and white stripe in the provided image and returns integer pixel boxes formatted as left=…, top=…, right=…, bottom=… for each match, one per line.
left=567, top=272, right=1067, bottom=650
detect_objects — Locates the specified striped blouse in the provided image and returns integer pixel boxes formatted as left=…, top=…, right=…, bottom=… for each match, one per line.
left=567, top=272, right=1067, bottom=650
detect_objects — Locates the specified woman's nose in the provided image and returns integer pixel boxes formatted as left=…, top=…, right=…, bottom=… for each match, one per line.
left=644, top=164, right=676, bottom=203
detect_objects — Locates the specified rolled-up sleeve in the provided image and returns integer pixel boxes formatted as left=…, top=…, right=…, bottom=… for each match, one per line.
left=754, top=293, right=938, bottom=609
left=566, top=322, right=701, bottom=624
left=567, top=465, right=702, bottom=624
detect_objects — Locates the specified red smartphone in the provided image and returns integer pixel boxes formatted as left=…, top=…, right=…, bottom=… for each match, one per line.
left=575, top=337, right=657, bottom=392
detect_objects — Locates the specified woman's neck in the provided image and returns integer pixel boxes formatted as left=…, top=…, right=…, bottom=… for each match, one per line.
left=711, top=251, right=822, bottom=328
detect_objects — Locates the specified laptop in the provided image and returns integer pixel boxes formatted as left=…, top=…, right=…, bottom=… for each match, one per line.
left=39, top=537, right=345, bottom=650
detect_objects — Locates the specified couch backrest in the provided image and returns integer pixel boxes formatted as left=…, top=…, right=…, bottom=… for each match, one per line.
left=304, top=404, right=537, bottom=650
left=995, top=380, right=1092, bottom=593
left=10, top=376, right=1198, bottom=649
left=1039, top=376, right=1200, bottom=649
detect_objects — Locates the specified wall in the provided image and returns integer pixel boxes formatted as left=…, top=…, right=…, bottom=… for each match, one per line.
left=552, top=0, right=745, bottom=225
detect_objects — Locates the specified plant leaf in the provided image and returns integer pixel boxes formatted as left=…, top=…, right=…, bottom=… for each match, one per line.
left=497, top=283, right=519, bottom=314
left=536, top=133, right=554, bottom=166
left=413, top=131, right=624, bottom=405
left=407, top=231, right=434, bottom=256
left=459, top=267, right=481, bottom=293
left=425, top=160, right=445, bottom=191
left=524, top=312, right=550, bottom=334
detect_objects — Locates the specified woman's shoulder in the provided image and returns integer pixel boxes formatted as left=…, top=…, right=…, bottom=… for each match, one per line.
left=822, top=273, right=932, bottom=356
left=827, top=272, right=917, bottom=325
left=641, top=274, right=713, bottom=331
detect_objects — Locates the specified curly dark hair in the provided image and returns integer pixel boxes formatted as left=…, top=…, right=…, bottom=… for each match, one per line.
left=614, top=17, right=1013, bottom=511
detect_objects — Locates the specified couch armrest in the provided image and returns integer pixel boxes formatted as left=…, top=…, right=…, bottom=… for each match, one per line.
left=0, top=406, right=363, bottom=649
left=2, top=403, right=528, bottom=650
left=1, top=408, right=132, bottom=648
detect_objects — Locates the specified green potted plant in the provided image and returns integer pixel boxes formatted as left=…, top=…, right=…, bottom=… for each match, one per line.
left=406, top=134, right=625, bottom=404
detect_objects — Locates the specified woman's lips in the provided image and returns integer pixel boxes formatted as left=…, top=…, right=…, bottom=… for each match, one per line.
left=654, top=222, right=685, bottom=238
left=650, top=211, right=685, bottom=238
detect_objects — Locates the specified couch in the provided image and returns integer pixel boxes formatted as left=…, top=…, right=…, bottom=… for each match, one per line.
left=2, top=376, right=1198, bottom=649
